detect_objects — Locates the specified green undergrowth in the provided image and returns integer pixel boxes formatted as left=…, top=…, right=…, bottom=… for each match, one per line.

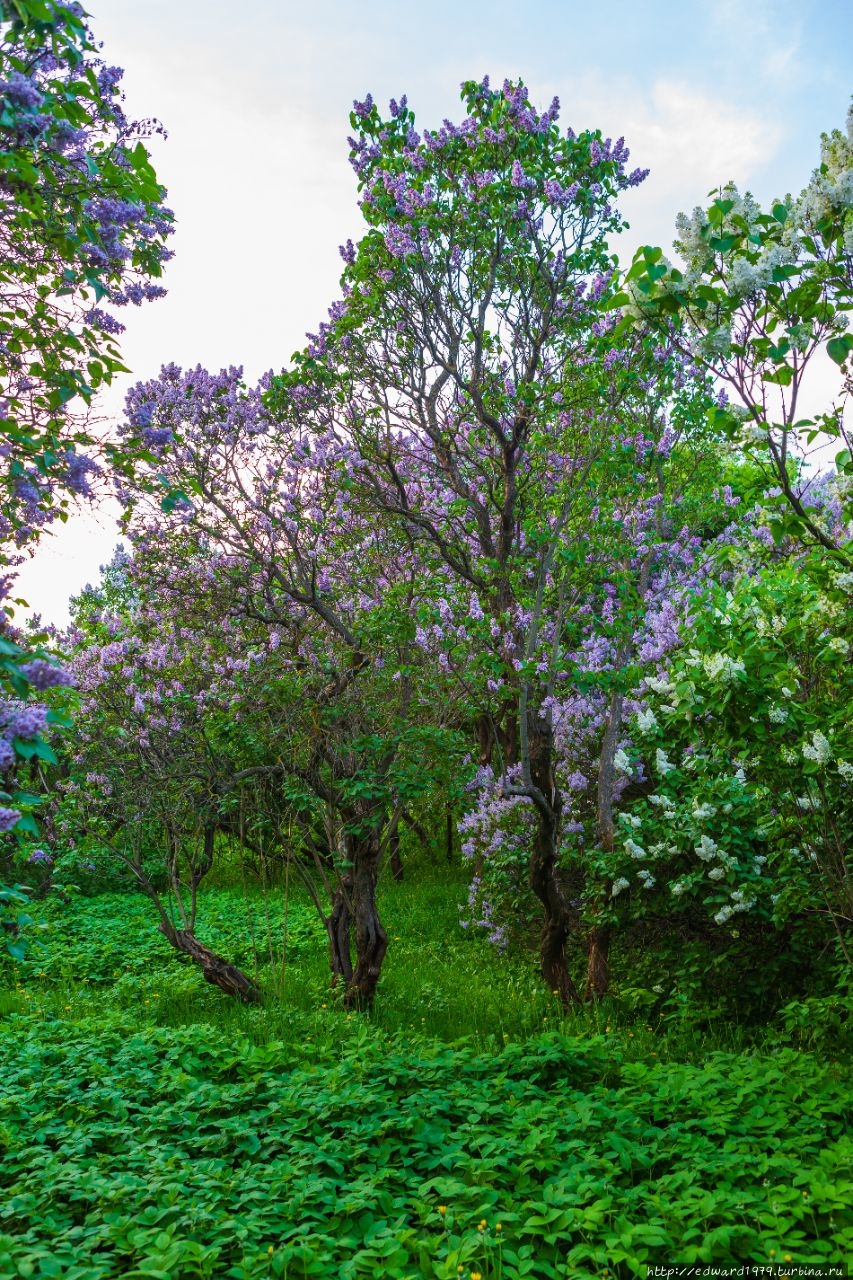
left=3, top=872, right=600, bottom=1045
left=1, top=874, right=852, bottom=1277
left=2, top=870, right=806, bottom=1050
left=0, top=1020, right=851, bottom=1278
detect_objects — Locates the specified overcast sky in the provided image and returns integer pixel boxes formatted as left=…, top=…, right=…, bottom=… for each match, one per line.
left=17, top=0, right=853, bottom=624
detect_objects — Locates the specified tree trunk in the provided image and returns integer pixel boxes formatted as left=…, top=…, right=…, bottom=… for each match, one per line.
left=326, top=869, right=354, bottom=987
left=527, top=714, right=582, bottom=1009
left=345, top=824, right=388, bottom=1010
left=585, top=924, right=611, bottom=1002
left=159, top=923, right=261, bottom=1002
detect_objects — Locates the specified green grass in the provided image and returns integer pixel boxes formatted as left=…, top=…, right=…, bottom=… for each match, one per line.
left=1, top=869, right=762, bottom=1052
left=1, top=871, right=852, bottom=1278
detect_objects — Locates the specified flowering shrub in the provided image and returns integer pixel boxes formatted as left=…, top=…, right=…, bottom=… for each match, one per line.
left=598, top=546, right=853, bottom=957
left=0, top=2, right=171, bottom=929
left=0, top=0, right=173, bottom=543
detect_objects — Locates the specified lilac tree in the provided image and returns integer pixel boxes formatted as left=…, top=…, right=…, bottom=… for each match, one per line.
left=455, top=368, right=725, bottom=995
left=269, top=79, right=726, bottom=1002
left=617, top=104, right=853, bottom=561
left=61, top=568, right=262, bottom=1000
left=0, top=1, right=172, bottom=928
left=110, top=363, right=464, bottom=1006
left=0, top=0, right=172, bottom=545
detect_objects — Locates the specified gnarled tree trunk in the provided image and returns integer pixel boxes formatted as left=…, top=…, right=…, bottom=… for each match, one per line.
left=345, top=822, right=388, bottom=1010
left=527, top=714, right=582, bottom=1009
left=159, top=922, right=261, bottom=1002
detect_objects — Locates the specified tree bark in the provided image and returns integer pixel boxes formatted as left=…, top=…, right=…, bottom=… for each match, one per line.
left=345, top=824, right=388, bottom=1009
left=326, top=869, right=354, bottom=987
left=585, top=923, right=611, bottom=1002
left=159, top=923, right=261, bottom=1002
left=526, top=714, right=582, bottom=1009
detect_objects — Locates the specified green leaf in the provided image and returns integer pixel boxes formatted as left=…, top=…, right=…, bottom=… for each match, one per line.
left=827, top=334, right=853, bottom=366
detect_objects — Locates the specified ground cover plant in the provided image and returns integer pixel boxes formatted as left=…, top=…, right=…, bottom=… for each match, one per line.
left=1, top=879, right=853, bottom=1279
left=1, top=3, right=852, bottom=1276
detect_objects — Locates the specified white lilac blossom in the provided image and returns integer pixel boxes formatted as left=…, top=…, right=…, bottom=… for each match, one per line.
left=655, top=747, right=675, bottom=776
left=691, top=802, right=716, bottom=820
left=702, top=652, right=746, bottom=683
left=768, top=705, right=789, bottom=723
left=636, top=707, right=657, bottom=734
left=796, top=103, right=853, bottom=254
left=837, top=760, right=853, bottom=781
left=802, top=730, right=832, bottom=764
left=828, top=636, right=850, bottom=655
left=695, top=834, right=719, bottom=861
left=647, top=793, right=676, bottom=814
left=624, top=838, right=646, bottom=860
left=611, top=877, right=630, bottom=897
left=637, top=869, right=656, bottom=889
left=613, top=748, right=632, bottom=774
left=796, top=794, right=821, bottom=811
left=707, top=866, right=725, bottom=881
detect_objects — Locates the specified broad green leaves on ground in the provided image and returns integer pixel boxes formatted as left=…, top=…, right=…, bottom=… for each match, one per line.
left=0, top=1018, right=850, bottom=1279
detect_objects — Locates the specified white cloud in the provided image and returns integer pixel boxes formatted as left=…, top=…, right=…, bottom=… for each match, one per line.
left=11, top=19, right=799, bottom=624
left=523, top=73, right=783, bottom=257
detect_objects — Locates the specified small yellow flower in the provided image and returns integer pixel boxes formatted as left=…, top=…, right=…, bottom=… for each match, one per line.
left=321, top=1003, right=327, bottom=1009
left=478, top=1218, right=487, bottom=1231
left=472, top=1272, right=482, bottom=1280
left=495, top=1223, right=502, bottom=1232
left=267, top=1245, right=274, bottom=1256
left=769, top=1250, right=776, bottom=1258
left=437, top=1205, right=447, bottom=1215
left=784, top=1257, right=792, bottom=1264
